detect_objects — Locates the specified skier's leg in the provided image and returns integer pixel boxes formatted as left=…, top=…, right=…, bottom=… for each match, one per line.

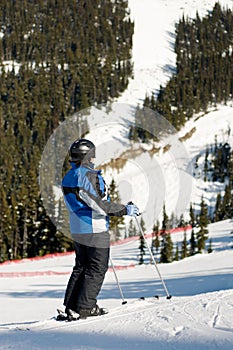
left=64, top=242, right=87, bottom=312
left=76, top=246, right=109, bottom=312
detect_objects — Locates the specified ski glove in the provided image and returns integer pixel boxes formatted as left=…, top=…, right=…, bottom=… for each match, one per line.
left=126, top=203, right=139, bottom=217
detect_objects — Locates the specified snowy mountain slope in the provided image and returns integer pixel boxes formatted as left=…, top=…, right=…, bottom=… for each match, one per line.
left=1, top=0, right=233, bottom=349
left=40, top=0, right=233, bottom=234
left=79, top=0, right=233, bottom=232
left=119, top=0, right=233, bottom=105
left=0, top=220, right=232, bottom=350
left=178, top=106, right=233, bottom=212
left=82, top=102, right=233, bottom=236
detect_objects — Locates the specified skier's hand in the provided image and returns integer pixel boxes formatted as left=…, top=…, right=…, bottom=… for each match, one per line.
left=126, top=203, right=139, bottom=216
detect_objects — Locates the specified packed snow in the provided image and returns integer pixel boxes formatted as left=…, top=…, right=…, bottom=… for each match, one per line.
left=1, top=0, right=233, bottom=349
left=0, top=220, right=232, bottom=349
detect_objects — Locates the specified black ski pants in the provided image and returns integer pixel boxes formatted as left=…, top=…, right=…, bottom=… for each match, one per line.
left=64, top=241, right=109, bottom=311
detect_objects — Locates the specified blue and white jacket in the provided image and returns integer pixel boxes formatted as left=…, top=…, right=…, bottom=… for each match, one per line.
left=62, top=162, right=127, bottom=234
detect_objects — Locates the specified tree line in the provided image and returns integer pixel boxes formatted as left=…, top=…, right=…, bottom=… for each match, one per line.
left=135, top=199, right=210, bottom=265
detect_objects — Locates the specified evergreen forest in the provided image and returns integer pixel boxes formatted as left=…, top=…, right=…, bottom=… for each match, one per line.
left=132, top=3, right=233, bottom=135
left=0, top=0, right=134, bottom=261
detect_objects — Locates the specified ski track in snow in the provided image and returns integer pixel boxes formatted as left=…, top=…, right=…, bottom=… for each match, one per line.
left=1, top=292, right=233, bottom=350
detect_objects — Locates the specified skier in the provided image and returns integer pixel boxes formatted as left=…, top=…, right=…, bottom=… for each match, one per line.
left=60, top=138, right=139, bottom=321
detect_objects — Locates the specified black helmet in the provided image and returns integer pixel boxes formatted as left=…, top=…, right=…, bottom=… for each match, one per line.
left=69, top=138, right=95, bottom=162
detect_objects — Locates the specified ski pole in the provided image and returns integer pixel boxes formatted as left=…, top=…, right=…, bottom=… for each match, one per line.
left=110, top=257, right=127, bottom=305
left=134, top=215, right=172, bottom=299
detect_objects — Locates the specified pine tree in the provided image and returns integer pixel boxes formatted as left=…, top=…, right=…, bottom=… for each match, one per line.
left=138, top=234, right=146, bottom=265
left=189, top=203, right=195, bottom=227
left=189, top=203, right=196, bottom=255
left=109, top=178, right=125, bottom=241
left=189, top=229, right=196, bottom=256
left=174, top=243, right=179, bottom=261
left=207, top=238, right=213, bottom=253
left=128, top=218, right=137, bottom=237
left=161, top=204, right=170, bottom=233
left=221, top=184, right=232, bottom=219
left=160, top=204, right=173, bottom=263
left=196, top=196, right=209, bottom=253
left=214, top=193, right=222, bottom=221
left=139, top=216, right=146, bottom=235
left=204, top=147, right=209, bottom=182
left=0, top=187, right=12, bottom=261
left=228, top=151, right=233, bottom=187
left=138, top=216, right=146, bottom=264
left=160, top=233, right=173, bottom=263
left=181, top=231, right=188, bottom=259
left=151, top=220, right=160, bottom=258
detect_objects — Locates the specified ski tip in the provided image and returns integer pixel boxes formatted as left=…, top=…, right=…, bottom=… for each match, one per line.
left=166, top=295, right=172, bottom=300
left=122, top=301, right=127, bottom=305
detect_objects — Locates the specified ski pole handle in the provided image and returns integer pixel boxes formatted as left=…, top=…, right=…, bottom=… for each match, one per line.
left=127, top=201, right=142, bottom=216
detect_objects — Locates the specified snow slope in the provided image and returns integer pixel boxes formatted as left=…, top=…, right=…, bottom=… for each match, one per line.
left=0, top=220, right=232, bottom=350
left=119, top=0, right=233, bottom=105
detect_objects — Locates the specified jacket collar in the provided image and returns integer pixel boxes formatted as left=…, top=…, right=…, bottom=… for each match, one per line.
left=70, top=161, right=98, bottom=172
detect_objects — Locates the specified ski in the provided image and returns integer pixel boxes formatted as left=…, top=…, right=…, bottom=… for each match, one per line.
left=56, top=307, right=108, bottom=322
left=139, top=295, right=172, bottom=300
left=5, top=296, right=169, bottom=332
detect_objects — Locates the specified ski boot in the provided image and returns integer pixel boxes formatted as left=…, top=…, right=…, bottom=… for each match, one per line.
left=66, top=309, right=80, bottom=322
left=56, top=308, right=80, bottom=322
left=78, top=304, right=108, bottom=319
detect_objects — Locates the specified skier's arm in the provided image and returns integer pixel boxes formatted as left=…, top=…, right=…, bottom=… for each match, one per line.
left=79, top=171, right=127, bottom=217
